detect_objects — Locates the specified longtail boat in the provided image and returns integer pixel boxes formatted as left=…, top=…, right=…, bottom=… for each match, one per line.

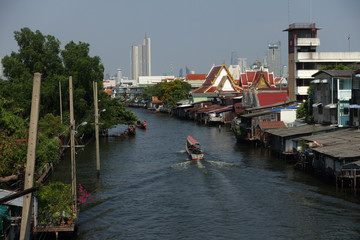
left=135, top=120, right=147, bottom=129
left=186, top=135, right=204, bottom=161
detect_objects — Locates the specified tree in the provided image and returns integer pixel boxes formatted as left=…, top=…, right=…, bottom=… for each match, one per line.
left=2, top=27, right=65, bottom=117
left=141, top=80, right=191, bottom=109
left=296, top=85, right=315, bottom=123
left=61, top=41, right=104, bottom=123
left=319, top=64, right=351, bottom=71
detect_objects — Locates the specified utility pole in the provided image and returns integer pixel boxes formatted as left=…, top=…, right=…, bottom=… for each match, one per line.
left=69, top=76, right=77, bottom=212
left=59, top=81, right=63, bottom=124
left=93, top=81, right=100, bottom=177
left=20, top=73, right=41, bottom=240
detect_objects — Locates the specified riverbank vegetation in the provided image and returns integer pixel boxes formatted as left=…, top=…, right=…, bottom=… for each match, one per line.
left=140, top=79, right=191, bottom=109
left=0, top=27, right=136, bottom=189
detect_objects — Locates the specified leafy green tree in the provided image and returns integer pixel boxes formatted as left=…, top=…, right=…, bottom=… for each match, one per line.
left=2, top=28, right=65, bottom=117
left=319, top=64, right=350, bottom=71
left=0, top=97, right=27, bottom=138
left=141, top=80, right=191, bottom=109
left=39, top=113, right=68, bottom=138
left=61, top=41, right=104, bottom=123
left=0, top=130, right=27, bottom=178
left=296, top=85, right=315, bottom=123
left=97, top=93, right=137, bottom=127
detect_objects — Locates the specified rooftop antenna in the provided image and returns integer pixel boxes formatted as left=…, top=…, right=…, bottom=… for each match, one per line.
left=288, top=0, right=290, bottom=25
left=310, top=0, right=312, bottom=23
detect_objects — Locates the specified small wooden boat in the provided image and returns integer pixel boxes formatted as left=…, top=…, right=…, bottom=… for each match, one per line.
left=186, top=135, right=204, bottom=161
left=128, top=125, right=136, bottom=136
left=135, top=120, right=147, bottom=129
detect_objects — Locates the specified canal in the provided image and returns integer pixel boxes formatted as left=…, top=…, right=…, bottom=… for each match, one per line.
left=51, top=108, right=360, bottom=239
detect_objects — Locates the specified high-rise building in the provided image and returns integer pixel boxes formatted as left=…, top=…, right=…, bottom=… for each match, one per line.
left=131, top=35, right=151, bottom=81
left=265, top=41, right=281, bottom=78
left=179, top=68, right=184, bottom=78
left=142, top=34, right=151, bottom=76
left=284, top=23, right=360, bottom=102
left=130, top=44, right=139, bottom=81
left=231, top=51, right=238, bottom=65
left=237, top=58, right=247, bottom=73
left=117, top=68, right=122, bottom=85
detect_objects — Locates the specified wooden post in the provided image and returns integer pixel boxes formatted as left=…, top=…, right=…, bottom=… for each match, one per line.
left=354, top=169, right=356, bottom=194
left=20, top=73, right=41, bottom=240
left=93, top=82, right=100, bottom=177
left=59, top=81, right=63, bottom=124
left=69, top=76, right=77, bottom=212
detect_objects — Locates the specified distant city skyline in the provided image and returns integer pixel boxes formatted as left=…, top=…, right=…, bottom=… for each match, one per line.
left=131, top=34, right=151, bottom=81
left=0, top=0, right=359, bottom=79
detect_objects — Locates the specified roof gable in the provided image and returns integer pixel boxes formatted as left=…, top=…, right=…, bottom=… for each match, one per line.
left=192, top=64, right=242, bottom=94
left=186, top=74, right=207, bottom=81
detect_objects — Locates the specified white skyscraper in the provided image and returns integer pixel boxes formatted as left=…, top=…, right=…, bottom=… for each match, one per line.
left=117, top=68, right=122, bottom=85
left=130, top=34, right=151, bottom=82
left=130, top=44, right=139, bottom=81
left=142, top=34, right=151, bottom=76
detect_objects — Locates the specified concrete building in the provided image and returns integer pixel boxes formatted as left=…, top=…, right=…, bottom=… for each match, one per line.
left=130, top=34, right=151, bottom=82
left=117, top=69, right=122, bottom=85
left=142, top=34, right=151, bottom=76
left=130, top=44, right=139, bottom=81
left=231, top=51, right=238, bottom=65
left=237, top=58, right=247, bottom=73
left=138, top=76, right=175, bottom=86
left=265, top=41, right=281, bottom=78
left=311, top=70, right=354, bottom=127
left=284, top=23, right=360, bottom=102
left=228, top=65, right=241, bottom=81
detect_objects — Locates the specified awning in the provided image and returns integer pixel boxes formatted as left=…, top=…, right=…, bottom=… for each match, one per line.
left=325, top=103, right=337, bottom=109
left=348, top=104, right=360, bottom=109
left=312, top=103, right=322, bottom=107
left=311, top=79, right=321, bottom=84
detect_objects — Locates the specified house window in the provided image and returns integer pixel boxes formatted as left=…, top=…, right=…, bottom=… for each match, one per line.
left=354, top=109, right=358, bottom=117
left=318, top=105, right=323, bottom=114
left=339, top=78, right=352, bottom=90
left=344, top=107, right=349, bottom=115
left=353, top=79, right=360, bottom=89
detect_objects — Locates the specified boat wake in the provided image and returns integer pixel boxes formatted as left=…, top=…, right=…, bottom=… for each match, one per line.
left=206, top=160, right=236, bottom=168
left=196, top=159, right=208, bottom=174
left=171, top=161, right=192, bottom=169
left=176, top=150, right=187, bottom=154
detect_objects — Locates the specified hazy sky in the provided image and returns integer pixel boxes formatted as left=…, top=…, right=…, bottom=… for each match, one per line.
left=1, top=0, right=359, bottom=78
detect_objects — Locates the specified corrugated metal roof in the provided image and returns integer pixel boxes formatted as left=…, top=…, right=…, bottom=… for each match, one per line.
left=265, top=125, right=336, bottom=138
left=296, top=128, right=360, bottom=146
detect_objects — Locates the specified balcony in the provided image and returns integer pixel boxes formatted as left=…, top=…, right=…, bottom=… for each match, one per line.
left=296, top=86, right=309, bottom=95
left=296, top=38, right=320, bottom=47
left=338, top=90, right=352, bottom=101
left=297, top=52, right=360, bottom=62
left=296, top=69, right=318, bottom=79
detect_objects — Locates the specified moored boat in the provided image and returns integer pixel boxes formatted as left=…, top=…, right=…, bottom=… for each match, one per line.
left=128, top=125, right=136, bottom=136
left=135, top=120, right=147, bottom=129
left=186, top=135, right=204, bottom=161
